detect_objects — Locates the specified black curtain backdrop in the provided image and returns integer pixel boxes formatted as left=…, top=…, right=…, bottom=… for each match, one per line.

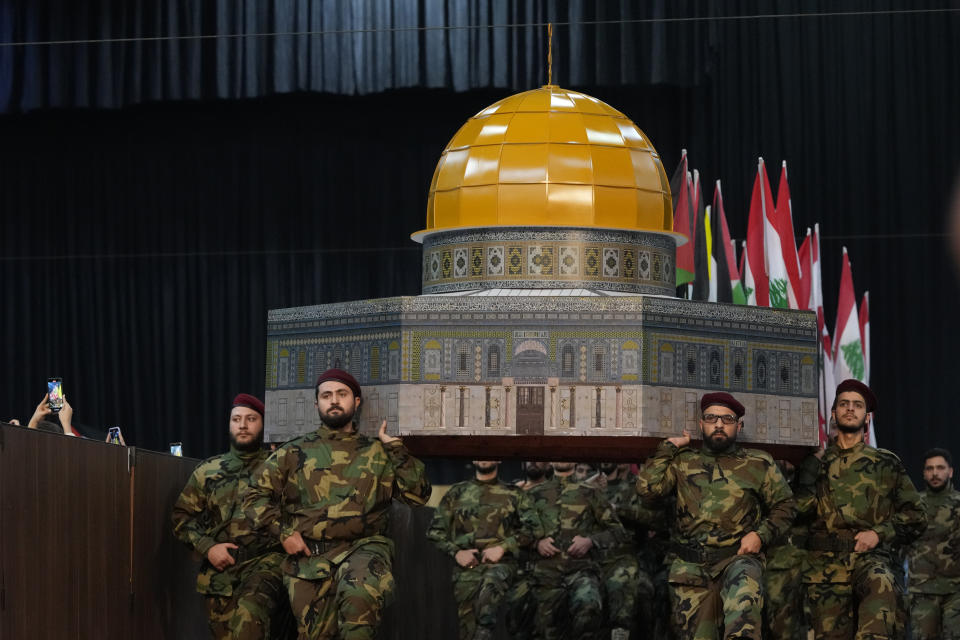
left=2, top=2, right=960, bottom=481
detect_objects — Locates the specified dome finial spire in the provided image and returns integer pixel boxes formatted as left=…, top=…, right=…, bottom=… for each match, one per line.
left=547, top=23, right=553, bottom=86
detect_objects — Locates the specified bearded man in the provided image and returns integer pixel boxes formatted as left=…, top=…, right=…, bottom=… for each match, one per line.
left=243, top=369, right=431, bottom=640
left=172, top=393, right=288, bottom=639
left=636, top=392, right=796, bottom=640
left=796, top=379, right=926, bottom=639
left=906, top=448, right=960, bottom=640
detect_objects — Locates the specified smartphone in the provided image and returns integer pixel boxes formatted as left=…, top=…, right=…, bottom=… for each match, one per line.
left=47, top=378, right=64, bottom=413
left=169, top=442, right=183, bottom=456
left=107, top=426, right=123, bottom=445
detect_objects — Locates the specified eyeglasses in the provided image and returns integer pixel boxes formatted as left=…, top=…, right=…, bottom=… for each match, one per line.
left=701, top=413, right=738, bottom=425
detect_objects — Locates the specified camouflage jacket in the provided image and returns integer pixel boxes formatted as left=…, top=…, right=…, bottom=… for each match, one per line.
left=795, top=440, right=926, bottom=583
left=637, top=441, right=796, bottom=551
left=425, top=477, right=540, bottom=561
left=171, top=446, right=277, bottom=595
left=242, top=425, right=431, bottom=579
left=906, top=486, right=960, bottom=594
left=525, top=474, right=627, bottom=568
left=600, top=473, right=661, bottom=557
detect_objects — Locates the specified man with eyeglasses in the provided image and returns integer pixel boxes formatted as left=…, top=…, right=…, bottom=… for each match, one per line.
left=636, top=391, right=795, bottom=640
left=796, top=379, right=926, bottom=640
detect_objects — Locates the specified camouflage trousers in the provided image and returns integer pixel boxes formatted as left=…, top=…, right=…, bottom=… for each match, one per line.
left=601, top=552, right=654, bottom=633
left=506, top=568, right=540, bottom=640
left=203, top=552, right=287, bottom=640
left=805, top=554, right=903, bottom=639
left=668, top=555, right=764, bottom=640
left=451, top=561, right=517, bottom=640
left=908, top=591, right=960, bottom=640
left=532, top=561, right=603, bottom=640
left=764, top=566, right=806, bottom=640
left=285, top=544, right=394, bottom=640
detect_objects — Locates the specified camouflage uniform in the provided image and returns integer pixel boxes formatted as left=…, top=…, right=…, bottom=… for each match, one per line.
left=763, top=462, right=808, bottom=640
left=526, top=474, right=627, bottom=640
left=426, top=477, right=540, bottom=640
left=795, top=441, right=926, bottom=639
left=636, top=440, right=796, bottom=640
left=905, top=485, right=960, bottom=639
left=598, top=472, right=658, bottom=637
left=763, top=524, right=808, bottom=640
left=172, top=446, right=287, bottom=640
left=243, top=426, right=431, bottom=640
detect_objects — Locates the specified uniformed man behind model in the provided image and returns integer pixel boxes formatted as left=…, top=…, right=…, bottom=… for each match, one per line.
left=636, top=391, right=796, bottom=640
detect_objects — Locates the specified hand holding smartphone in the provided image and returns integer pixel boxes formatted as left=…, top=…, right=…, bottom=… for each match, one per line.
left=47, top=378, right=64, bottom=413
left=106, top=426, right=126, bottom=446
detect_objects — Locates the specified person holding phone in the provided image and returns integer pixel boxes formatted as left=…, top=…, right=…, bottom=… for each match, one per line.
left=26, top=393, right=79, bottom=437
left=172, top=393, right=288, bottom=639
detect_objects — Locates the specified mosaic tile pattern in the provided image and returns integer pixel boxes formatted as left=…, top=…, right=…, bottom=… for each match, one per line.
left=265, top=295, right=817, bottom=446
left=422, top=227, right=676, bottom=294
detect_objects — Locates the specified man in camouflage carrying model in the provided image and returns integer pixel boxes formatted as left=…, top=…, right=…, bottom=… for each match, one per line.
left=906, top=448, right=960, bottom=639
left=796, top=379, right=926, bottom=639
left=526, top=461, right=627, bottom=640
left=243, top=369, right=431, bottom=640
left=636, top=391, right=796, bottom=640
left=426, top=460, right=540, bottom=640
left=172, top=393, right=288, bottom=639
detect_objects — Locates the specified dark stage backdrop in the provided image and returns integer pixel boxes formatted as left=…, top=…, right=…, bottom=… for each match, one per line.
left=2, top=3, right=960, bottom=483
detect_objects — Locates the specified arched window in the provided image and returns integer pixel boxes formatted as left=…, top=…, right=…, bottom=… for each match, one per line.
left=562, top=345, right=575, bottom=377
left=458, top=343, right=470, bottom=379
left=487, top=345, right=500, bottom=377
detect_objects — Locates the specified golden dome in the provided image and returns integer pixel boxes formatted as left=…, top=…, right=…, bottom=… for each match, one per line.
left=413, top=85, right=673, bottom=242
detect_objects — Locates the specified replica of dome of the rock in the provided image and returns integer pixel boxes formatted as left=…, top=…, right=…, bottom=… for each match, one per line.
left=262, top=85, right=818, bottom=454
left=414, top=85, right=674, bottom=241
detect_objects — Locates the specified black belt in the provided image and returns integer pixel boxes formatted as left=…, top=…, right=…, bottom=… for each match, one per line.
left=806, top=534, right=856, bottom=552
left=303, top=536, right=331, bottom=556
left=672, top=543, right=739, bottom=565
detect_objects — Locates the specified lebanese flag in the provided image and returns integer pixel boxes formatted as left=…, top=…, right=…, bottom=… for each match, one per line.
left=670, top=150, right=696, bottom=287
left=760, top=159, right=793, bottom=308
left=714, top=180, right=747, bottom=304
left=833, top=248, right=865, bottom=384
left=807, top=224, right=834, bottom=444
left=770, top=162, right=804, bottom=309
left=744, top=161, right=769, bottom=306
left=797, top=229, right=812, bottom=313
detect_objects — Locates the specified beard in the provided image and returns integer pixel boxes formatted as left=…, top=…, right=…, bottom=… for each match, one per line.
left=320, top=404, right=355, bottom=429
left=836, top=414, right=866, bottom=433
left=926, top=479, right=949, bottom=493
left=525, top=465, right=546, bottom=481
left=703, top=428, right=736, bottom=453
left=230, top=431, right=263, bottom=453
left=600, top=462, right=617, bottom=474
left=475, top=462, right=498, bottom=474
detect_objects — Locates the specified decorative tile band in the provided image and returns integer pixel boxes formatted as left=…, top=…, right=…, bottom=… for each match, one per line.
left=421, top=227, right=677, bottom=294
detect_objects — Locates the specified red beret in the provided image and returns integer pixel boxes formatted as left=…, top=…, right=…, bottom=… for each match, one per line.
left=232, top=393, right=264, bottom=416
left=700, top=392, right=745, bottom=418
left=315, top=368, right=362, bottom=398
left=835, top=379, right=877, bottom=413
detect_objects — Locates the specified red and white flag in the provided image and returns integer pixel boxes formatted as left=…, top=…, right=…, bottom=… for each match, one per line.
left=833, top=248, right=865, bottom=385
left=768, top=161, right=804, bottom=308
left=744, top=161, right=769, bottom=306
left=807, top=224, right=834, bottom=444
left=797, top=229, right=812, bottom=311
